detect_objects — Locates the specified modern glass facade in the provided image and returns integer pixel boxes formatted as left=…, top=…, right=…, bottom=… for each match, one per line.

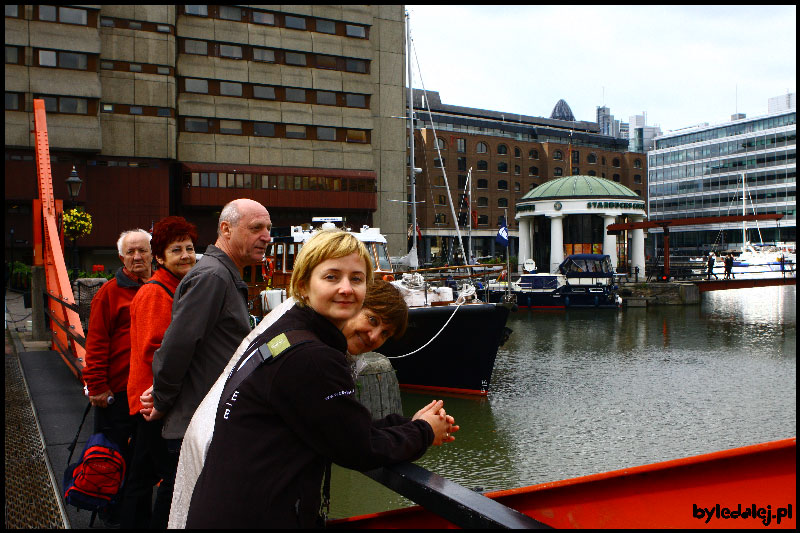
left=647, top=111, right=796, bottom=255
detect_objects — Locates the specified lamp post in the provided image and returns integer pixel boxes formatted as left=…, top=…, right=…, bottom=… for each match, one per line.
left=65, top=166, right=83, bottom=273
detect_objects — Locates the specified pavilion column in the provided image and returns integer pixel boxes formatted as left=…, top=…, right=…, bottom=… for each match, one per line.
left=630, top=216, right=646, bottom=277
left=603, top=215, right=618, bottom=271
left=517, top=217, right=531, bottom=273
left=548, top=214, right=564, bottom=274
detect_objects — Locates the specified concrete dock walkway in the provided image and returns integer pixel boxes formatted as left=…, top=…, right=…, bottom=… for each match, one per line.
left=5, top=289, right=99, bottom=529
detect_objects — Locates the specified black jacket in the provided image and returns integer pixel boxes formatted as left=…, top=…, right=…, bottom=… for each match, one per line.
left=186, top=305, right=433, bottom=528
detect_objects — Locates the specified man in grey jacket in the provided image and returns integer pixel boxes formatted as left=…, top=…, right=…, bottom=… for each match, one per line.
left=142, top=198, right=271, bottom=444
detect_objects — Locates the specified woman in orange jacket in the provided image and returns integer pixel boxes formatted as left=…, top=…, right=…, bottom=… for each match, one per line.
left=122, top=216, right=198, bottom=529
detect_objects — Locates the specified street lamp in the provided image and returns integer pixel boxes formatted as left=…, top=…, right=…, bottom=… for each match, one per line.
left=65, top=166, right=83, bottom=272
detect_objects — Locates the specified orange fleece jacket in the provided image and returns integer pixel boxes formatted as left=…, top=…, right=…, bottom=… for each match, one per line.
left=127, top=267, right=181, bottom=415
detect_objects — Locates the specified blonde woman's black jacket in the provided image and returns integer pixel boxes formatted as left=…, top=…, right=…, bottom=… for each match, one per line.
left=186, top=305, right=433, bottom=528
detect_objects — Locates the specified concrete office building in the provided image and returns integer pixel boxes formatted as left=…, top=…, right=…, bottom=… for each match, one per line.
left=5, top=5, right=408, bottom=267
left=647, top=105, right=796, bottom=257
left=410, top=92, right=647, bottom=267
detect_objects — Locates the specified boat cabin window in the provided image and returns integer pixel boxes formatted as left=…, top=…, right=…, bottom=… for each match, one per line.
left=274, top=243, right=284, bottom=271
left=520, top=275, right=558, bottom=289
left=285, top=243, right=301, bottom=271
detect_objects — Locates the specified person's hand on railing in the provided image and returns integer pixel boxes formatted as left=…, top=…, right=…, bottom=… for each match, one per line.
left=415, top=400, right=460, bottom=445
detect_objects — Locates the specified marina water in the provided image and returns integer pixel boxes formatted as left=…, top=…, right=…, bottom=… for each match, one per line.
left=329, top=285, right=796, bottom=519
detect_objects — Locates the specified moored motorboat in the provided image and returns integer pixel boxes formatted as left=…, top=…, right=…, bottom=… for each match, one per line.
left=487, top=255, right=621, bottom=309
left=330, top=437, right=796, bottom=529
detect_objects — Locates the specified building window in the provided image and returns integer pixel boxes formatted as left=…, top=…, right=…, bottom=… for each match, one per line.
left=219, top=6, right=242, bottom=21
left=220, top=81, right=242, bottom=96
left=185, top=5, right=208, bottom=16
left=346, top=129, right=368, bottom=143
left=477, top=160, right=488, bottom=171
left=317, top=91, right=337, bottom=105
left=285, top=125, right=307, bottom=139
left=345, top=93, right=366, bottom=108
left=316, top=55, right=337, bottom=69
left=285, top=88, right=306, bottom=102
left=554, top=167, right=563, bottom=176
left=435, top=194, right=446, bottom=205
left=514, top=165, right=520, bottom=175
left=529, top=149, right=538, bottom=159
left=5, top=92, right=20, bottom=111
left=185, top=118, right=209, bottom=132
left=436, top=137, right=446, bottom=149
left=477, top=179, right=488, bottom=189
left=497, top=162, right=508, bottom=173
left=477, top=215, right=489, bottom=225
left=317, top=127, right=336, bottom=141
left=253, top=85, right=276, bottom=99
left=184, top=39, right=207, bottom=55
left=634, top=174, right=642, bottom=184
left=39, top=50, right=88, bottom=70
left=476, top=142, right=488, bottom=153
left=613, top=158, right=621, bottom=167
left=497, top=144, right=508, bottom=155
left=457, top=138, right=466, bottom=152
left=434, top=213, right=447, bottom=225
left=285, top=15, right=306, bottom=30
left=220, top=44, right=242, bottom=59
left=345, top=24, right=367, bottom=38
left=634, top=159, right=642, bottom=169
left=553, top=150, right=563, bottom=160
left=514, top=147, right=521, bottom=158
left=457, top=157, right=467, bottom=171
left=572, top=167, right=580, bottom=175
left=316, top=19, right=336, bottom=34
left=515, top=182, right=521, bottom=192
left=253, top=48, right=276, bottom=62
left=498, top=198, right=508, bottom=207
left=477, top=197, right=488, bottom=207
left=129, top=105, right=142, bottom=115
left=251, top=11, right=274, bottom=25
left=529, top=166, right=538, bottom=176
left=572, top=151, right=580, bottom=164
left=220, top=120, right=242, bottom=135
left=254, top=122, right=275, bottom=136
left=497, top=180, right=508, bottom=190
left=587, top=153, right=597, bottom=164
left=185, top=78, right=208, bottom=93
left=434, top=158, right=444, bottom=168
left=345, top=58, right=367, bottom=73
left=613, top=174, right=621, bottom=182
left=588, top=170, right=596, bottom=176
left=39, top=6, right=88, bottom=25
left=285, top=52, right=307, bottom=66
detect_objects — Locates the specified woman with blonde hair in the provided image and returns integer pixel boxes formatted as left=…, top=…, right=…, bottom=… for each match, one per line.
left=185, top=230, right=455, bottom=528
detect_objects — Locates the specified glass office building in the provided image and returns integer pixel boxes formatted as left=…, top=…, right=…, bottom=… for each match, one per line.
left=647, top=110, right=796, bottom=256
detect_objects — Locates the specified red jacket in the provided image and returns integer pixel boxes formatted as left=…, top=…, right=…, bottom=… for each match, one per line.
left=83, top=268, right=144, bottom=396
left=127, top=267, right=180, bottom=415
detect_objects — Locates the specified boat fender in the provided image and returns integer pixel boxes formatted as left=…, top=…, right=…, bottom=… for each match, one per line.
left=382, top=274, right=395, bottom=282
left=564, top=296, right=570, bottom=307
left=262, top=257, right=275, bottom=281
left=594, top=295, right=599, bottom=307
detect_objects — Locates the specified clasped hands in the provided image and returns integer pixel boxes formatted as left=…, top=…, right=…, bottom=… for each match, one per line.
left=413, top=399, right=459, bottom=446
left=138, top=385, right=165, bottom=422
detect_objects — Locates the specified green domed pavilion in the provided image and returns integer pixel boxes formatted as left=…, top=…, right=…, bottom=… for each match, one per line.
left=515, top=175, right=647, bottom=274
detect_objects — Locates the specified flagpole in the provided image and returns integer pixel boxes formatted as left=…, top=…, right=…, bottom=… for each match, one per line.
left=504, top=208, right=510, bottom=299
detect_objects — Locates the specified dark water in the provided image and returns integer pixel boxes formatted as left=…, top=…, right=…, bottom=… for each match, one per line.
left=329, top=285, right=796, bottom=519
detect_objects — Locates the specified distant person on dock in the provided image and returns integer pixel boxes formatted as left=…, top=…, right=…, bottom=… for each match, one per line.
left=184, top=230, right=456, bottom=528
left=142, top=199, right=271, bottom=496
left=122, top=216, right=197, bottom=529
left=82, top=228, right=153, bottom=523
left=724, top=253, right=734, bottom=280
left=706, top=252, right=718, bottom=280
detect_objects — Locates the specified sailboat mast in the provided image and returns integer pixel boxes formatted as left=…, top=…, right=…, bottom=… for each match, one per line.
left=406, top=12, right=418, bottom=268
left=742, top=173, right=746, bottom=247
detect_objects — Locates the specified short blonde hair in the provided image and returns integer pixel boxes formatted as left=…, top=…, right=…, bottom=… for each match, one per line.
left=289, top=229, right=374, bottom=306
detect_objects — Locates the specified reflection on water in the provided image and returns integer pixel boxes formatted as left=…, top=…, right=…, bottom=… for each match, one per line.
left=330, top=286, right=796, bottom=519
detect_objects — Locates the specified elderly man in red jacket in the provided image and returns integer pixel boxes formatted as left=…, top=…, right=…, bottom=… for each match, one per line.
left=83, top=229, right=153, bottom=449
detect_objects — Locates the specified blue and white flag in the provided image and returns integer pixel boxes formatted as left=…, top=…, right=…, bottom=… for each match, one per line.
left=495, top=217, right=509, bottom=247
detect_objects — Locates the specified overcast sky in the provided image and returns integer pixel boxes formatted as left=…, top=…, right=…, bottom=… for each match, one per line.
left=405, top=5, right=796, bottom=133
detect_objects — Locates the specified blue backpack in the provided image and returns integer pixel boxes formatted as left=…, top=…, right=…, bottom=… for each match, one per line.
left=63, top=403, right=126, bottom=523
